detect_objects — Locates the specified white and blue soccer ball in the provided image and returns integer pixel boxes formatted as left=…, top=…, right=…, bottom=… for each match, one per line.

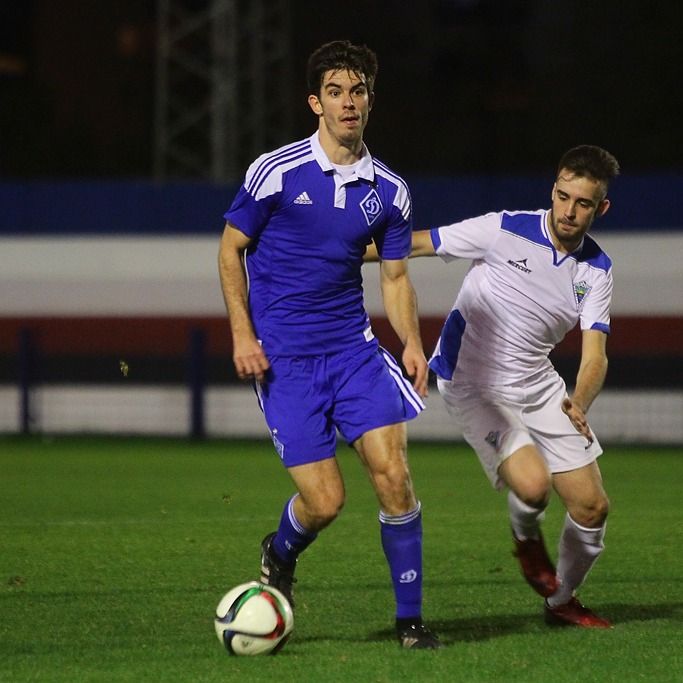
left=214, top=581, right=294, bottom=656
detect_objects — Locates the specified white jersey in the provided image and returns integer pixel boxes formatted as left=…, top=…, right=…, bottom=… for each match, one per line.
left=428, top=209, right=613, bottom=385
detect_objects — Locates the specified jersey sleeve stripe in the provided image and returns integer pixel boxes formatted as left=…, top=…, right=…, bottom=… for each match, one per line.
left=249, top=150, right=314, bottom=200
left=373, top=159, right=411, bottom=196
left=246, top=140, right=310, bottom=194
left=373, top=164, right=412, bottom=220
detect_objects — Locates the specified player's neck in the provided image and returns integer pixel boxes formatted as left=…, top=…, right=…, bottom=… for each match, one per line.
left=317, top=127, right=364, bottom=165
left=546, top=211, right=581, bottom=254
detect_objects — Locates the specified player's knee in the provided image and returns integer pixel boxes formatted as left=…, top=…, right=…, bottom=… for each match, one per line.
left=572, top=494, right=610, bottom=528
left=513, top=476, right=551, bottom=510
left=306, top=495, right=345, bottom=529
left=590, top=495, right=610, bottom=526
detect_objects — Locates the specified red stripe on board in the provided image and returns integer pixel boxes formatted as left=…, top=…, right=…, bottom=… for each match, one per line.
left=0, top=316, right=681, bottom=357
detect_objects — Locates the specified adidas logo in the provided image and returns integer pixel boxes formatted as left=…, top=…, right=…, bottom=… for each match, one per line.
left=293, top=191, right=313, bottom=205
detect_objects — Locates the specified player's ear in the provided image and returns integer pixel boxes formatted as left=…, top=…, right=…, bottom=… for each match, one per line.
left=551, top=182, right=557, bottom=201
left=597, top=198, right=610, bottom=217
left=368, top=91, right=375, bottom=111
left=308, top=94, right=323, bottom=116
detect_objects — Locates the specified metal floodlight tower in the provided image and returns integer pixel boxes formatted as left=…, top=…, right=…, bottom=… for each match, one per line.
left=154, top=0, right=292, bottom=182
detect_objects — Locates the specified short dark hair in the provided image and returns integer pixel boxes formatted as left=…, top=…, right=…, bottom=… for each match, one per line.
left=306, top=40, right=378, bottom=96
left=557, top=145, right=620, bottom=189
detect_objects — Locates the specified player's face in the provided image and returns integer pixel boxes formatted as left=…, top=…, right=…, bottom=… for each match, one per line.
left=308, top=69, right=373, bottom=151
left=549, top=170, right=610, bottom=252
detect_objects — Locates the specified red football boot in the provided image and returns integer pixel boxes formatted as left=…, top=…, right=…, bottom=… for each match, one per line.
left=544, top=596, right=612, bottom=628
left=512, top=532, right=560, bottom=597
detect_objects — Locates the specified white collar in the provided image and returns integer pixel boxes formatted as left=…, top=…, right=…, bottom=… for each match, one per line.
left=309, top=132, right=375, bottom=182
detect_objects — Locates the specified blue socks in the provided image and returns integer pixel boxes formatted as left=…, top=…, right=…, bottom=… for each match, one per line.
left=272, top=495, right=317, bottom=565
left=271, top=496, right=424, bottom=621
left=380, top=502, right=423, bottom=620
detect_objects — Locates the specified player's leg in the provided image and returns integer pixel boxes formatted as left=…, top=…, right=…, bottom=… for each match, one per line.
left=255, top=355, right=342, bottom=606
left=521, top=373, right=611, bottom=626
left=261, top=459, right=344, bottom=607
left=497, top=446, right=559, bottom=597
left=499, top=444, right=552, bottom=537
left=543, top=461, right=611, bottom=627
left=438, top=378, right=557, bottom=596
left=333, top=343, right=439, bottom=648
left=354, top=422, right=440, bottom=649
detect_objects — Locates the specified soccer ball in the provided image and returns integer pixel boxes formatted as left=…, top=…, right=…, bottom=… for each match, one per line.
left=214, top=581, right=294, bottom=656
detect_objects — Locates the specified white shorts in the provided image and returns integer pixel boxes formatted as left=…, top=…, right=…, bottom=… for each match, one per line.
left=437, top=369, right=602, bottom=490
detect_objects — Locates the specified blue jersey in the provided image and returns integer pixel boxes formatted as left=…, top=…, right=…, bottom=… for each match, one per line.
left=224, top=132, right=412, bottom=356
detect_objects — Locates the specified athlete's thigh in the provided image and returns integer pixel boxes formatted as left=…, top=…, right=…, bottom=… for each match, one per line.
left=353, top=421, right=416, bottom=514
left=438, top=378, right=535, bottom=490
left=498, top=443, right=551, bottom=502
left=257, top=355, right=336, bottom=467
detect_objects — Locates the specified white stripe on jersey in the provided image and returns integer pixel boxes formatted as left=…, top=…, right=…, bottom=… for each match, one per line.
left=245, top=140, right=314, bottom=201
left=374, top=161, right=411, bottom=221
left=246, top=139, right=309, bottom=193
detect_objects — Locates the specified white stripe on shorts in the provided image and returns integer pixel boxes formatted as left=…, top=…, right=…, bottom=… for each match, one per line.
left=379, top=347, right=426, bottom=414
left=253, top=380, right=264, bottom=413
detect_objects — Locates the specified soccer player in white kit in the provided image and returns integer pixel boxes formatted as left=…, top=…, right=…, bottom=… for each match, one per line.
left=371, top=145, right=620, bottom=627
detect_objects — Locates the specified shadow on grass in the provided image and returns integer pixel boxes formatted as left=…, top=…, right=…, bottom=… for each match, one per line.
left=600, top=601, right=683, bottom=624
left=294, top=601, right=683, bottom=647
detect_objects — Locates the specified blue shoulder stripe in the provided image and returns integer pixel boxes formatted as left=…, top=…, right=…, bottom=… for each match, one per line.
left=578, top=235, right=612, bottom=272
left=246, top=139, right=310, bottom=195
left=500, top=211, right=546, bottom=245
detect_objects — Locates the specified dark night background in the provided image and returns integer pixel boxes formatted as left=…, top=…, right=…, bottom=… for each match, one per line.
left=1, top=0, right=682, bottom=179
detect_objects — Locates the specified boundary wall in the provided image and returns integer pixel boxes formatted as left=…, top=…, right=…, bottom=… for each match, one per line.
left=2, top=179, right=681, bottom=442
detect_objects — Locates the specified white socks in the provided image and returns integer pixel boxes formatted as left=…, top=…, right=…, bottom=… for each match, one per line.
left=547, top=513, right=606, bottom=607
left=508, top=490, right=546, bottom=541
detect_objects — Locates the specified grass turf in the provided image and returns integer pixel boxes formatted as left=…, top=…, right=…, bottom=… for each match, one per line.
left=1, top=436, right=682, bottom=682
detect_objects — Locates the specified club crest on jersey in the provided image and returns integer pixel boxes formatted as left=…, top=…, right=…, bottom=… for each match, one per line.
left=573, top=280, right=592, bottom=308
left=360, top=188, right=383, bottom=226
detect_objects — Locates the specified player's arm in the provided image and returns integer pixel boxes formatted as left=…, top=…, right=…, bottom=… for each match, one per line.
left=218, top=222, right=270, bottom=382
left=364, top=229, right=437, bottom=262
left=562, top=329, right=609, bottom=443
left=379, top=257, right=429, bottom=397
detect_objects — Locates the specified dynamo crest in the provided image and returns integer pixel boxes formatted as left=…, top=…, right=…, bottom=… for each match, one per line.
left=360, top=188, right=383, bottom=226
left=573, top=280, right=592, bottom=307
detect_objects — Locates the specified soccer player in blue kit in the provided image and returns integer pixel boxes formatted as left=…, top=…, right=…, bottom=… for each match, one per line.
left=368, top=146, right=620, bottom=629
left=218, top=40, right=441, bottom=649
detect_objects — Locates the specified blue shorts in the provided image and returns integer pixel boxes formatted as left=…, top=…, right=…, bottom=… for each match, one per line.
left=255, top=342, right=425, bottom=467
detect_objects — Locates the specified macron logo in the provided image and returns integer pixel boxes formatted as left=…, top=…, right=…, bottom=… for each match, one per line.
left=293, top=191, right=313, bottom=205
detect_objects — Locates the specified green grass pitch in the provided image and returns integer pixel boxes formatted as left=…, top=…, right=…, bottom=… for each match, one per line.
left=1, top=436, right=682, bottom=682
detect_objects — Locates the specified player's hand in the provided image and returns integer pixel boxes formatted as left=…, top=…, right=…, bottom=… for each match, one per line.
left=402, top=345, right=429, bottom=398
left=233, top=339, right=270, bottom=383
left=562, top=397, right=593, bottom=445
